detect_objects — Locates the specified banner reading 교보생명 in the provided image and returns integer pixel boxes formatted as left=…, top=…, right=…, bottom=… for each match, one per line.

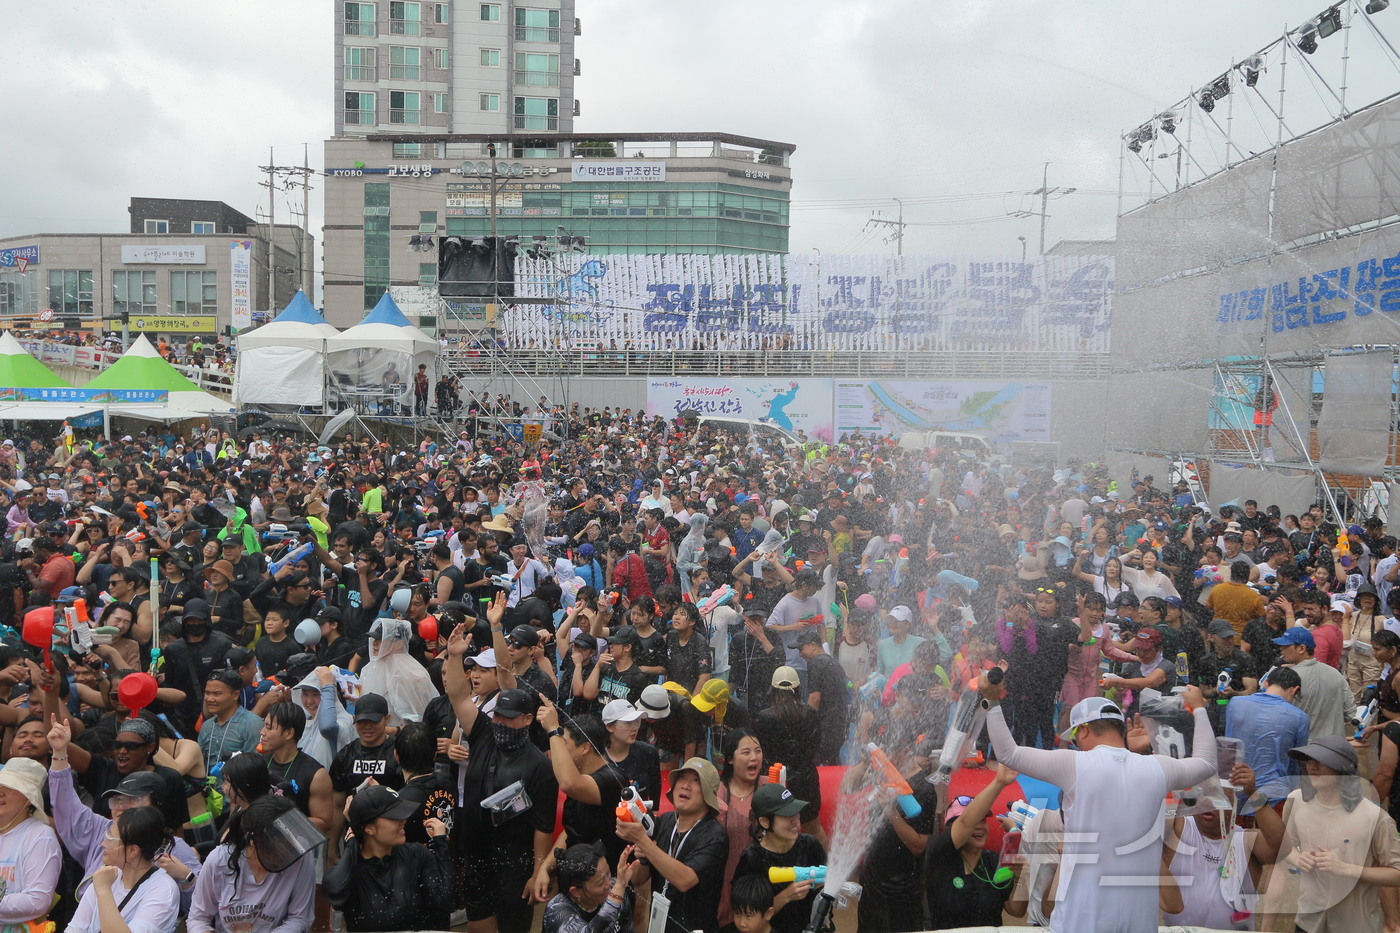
left=646, top=377, right=835, bottom=442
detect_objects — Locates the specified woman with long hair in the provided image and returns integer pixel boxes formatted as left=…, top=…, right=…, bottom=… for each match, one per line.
left=187, top=795, right=318, bottom=933
left=68, top=806, right=180, bottom=933
left=1119, top=548, right=1181, bottom=602
left=1074, top=555, right=1131, bottom=607
left=1346, top=584, right=1387, bottom=702
left=753, top=668, right=825, bottom=845
left=716, top=730, right=765, bottom=927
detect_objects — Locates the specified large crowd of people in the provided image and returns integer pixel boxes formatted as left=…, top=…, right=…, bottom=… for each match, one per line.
left=0, top=410, right=1395, bottom=933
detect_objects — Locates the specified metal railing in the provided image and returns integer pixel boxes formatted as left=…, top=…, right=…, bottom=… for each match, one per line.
left=514, top=69, right=560, bottom=87
left=18, top=339, right=234, bottom=396
left=389, top=18, right=420, bottom=35
left=344, top=64, right=376, bottom=81
left=441, top=347, right=1111, bottom=380
left=514, top=26, right=559, bottom=41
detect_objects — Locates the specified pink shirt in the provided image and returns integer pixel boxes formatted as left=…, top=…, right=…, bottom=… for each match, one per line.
left=1312, top=622, right=1343, bottom=670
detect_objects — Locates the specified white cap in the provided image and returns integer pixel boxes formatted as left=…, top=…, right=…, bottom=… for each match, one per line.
left=637, top=684, right=671, bottom=719
left=466, top=648, right=498, bottom=669
left=889, top=605, right=913, bottom=622
left=1059, top=697, right=1125, bottom=745
left=601, top=698, right=644, bottom=724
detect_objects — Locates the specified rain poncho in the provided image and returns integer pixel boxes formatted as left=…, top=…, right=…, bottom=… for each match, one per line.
left=359, top=619, right=439, bottom=725
left=676, top=514, right=708, bottom=592
left=295, top=672, right=356, bottom=768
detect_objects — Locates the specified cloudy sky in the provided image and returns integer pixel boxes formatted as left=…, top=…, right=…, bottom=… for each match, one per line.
left=5, top=0, right=1397, bottom=273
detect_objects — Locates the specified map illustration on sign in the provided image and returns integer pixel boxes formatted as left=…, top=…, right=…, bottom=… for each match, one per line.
left=834, top=380, right=1052, bottom=441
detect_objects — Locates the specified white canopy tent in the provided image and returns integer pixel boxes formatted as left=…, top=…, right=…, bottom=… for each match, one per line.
left=325, top=292, right=438, bottom=415
left=235, top=291, right=339, bottom=407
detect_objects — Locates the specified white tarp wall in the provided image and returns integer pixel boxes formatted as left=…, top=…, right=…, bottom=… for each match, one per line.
left=1317, top=350, right=1393, bottom=477
left=237, top=346, right=326, bottom=407
left=1207, top=461, right=1319, bottom=517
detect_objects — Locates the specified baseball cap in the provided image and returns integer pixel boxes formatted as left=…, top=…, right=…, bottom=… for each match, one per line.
left=506, top=625, right=540, bottom=648
left=1132, top=628, right=1163, bottom=650
left=347, top=785, right=417, bottom=827
left=771, top=666, right=800, bottom=690
left=601, top=698, right=644, bottom=725
left=606, top=625, right=641, bottom=647
left=56, top=586, right=84, bottom=603
left=1205, top=619, right=1237, bottom=639
left=577, top=543, right=596, bottom=559
left=1113, top=592, right=1140, bottom=608
left=570, top=630, right=597, bottom=650
left=101, top=771, right=167, bottom=801
left=465, top=648, right=498, bottom=669
left=1272, top=627, right=1315, bottom=649
left=637, top=684, right=671, bottom=719
left=690, top=679, right=730, bottom=712
left=1163, top=596, right=1183, bottom=608
left=752, top=783, right=807, bottom=818
left=494, top=688, right=535, bottom=719
left=182, top=598, right=210, bottom=620
left=888, top=606, right=913, bottom=623
left=1059, top=696, right=1125, bottom=745
left=353, top=693, right=389, bottom=723
left=794, top=628, right=825, bottom=648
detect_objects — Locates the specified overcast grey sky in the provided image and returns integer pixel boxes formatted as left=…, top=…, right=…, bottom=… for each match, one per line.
left=5, top=0, right=1399, bottom=269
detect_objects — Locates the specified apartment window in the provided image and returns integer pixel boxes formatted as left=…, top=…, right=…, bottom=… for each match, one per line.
left=344, top=1, right=375, bottom=36
left=191, top=221, right=216, bottom=234
left=480, top=48, right=500, bottom=67
left=513, top=96, right=558, bottom=130
left=389, top=90, right=420, bottom=124
left=434, top=92, right=449, bottom=113
left=170, top=271, right=217, bottom=316
left=393, top=142, right=424, bottom=158
left=112, top=271, right=157, bottom=317
left=514, top=8, right=560, bottom=42
left=345, top=91, right=376, bottom=125
left=345, top=47, right=376, bottom=81
left=143, top=219, right=169, bottom=234
left=389, top=46, right=421, bottom=79
left=47, top=269, right=94, bottom=318
left=480, top=93, right=500, bottom=112
left=480, top=4, right=499, bottom=21
left=434, top=48, right=450, bottom=69
left=514, top=51, right=559, bottom=86
left=419, top=262, right=437, bottom=286
left=434, top=2, right=450, bottom=23
left=389, top=0, right=420, bottom=34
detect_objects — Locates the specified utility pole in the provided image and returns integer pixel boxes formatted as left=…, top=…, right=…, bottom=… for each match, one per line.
left=260, top=150, right=275, bottom=315
left=259, top=151, right=316, bottom=312
left=866, top=198, right=906, bottom=255
left=1011, top=163, right=1076, bottom=254
left=300, top=143, right=311, bottom=296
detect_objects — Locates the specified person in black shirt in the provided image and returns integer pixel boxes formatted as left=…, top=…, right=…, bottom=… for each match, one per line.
left=733, top=784, right=827, bottom=933
left=601, top=698, right=661, bottom=804
left=255, top=607, right=300, bottom=676
left=392, top=721, right=456, bottom=846
left=259, top=701, right=333, bottom=834
left=795, top=629, right=849, bottom=766
left=442, top=613, right=559, bottom=933
left=158, top=598, right=233, bottom=736
left=558, top=629, right=601, bottom=717
left=585, top=626, right=653, bottom=706
left=530, top=705, right=627, bottom=900
left=430, top=543, right=467, bottom=609
left=753, top=670, right=823, bottom=842
left=845, top=742, right=939, bottom=933
left=328, top=692, right=403, bottom=854
left=923, top=764, right=1025, bottom=930
left=615, top=756, right=729, bottom=933
left=324, top=784, right=454, bottom=932
left=314, top=606, right=362, bottom=671
left=728, top=611, right=786, bottom=713
left=665, top=603, right=713, bottom=695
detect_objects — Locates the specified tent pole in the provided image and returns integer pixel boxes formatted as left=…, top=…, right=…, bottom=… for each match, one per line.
left=102, top=405, right=110, bottom=442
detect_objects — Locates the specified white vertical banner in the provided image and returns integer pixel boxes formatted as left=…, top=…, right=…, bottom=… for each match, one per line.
left=230, top=239, right=253, bottom=332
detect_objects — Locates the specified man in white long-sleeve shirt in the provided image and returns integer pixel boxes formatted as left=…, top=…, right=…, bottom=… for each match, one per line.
left=978, top=681, right=1217, bottom=933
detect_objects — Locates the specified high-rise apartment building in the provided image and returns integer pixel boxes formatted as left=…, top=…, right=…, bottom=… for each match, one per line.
left=334, top=0, right=578, bottom=137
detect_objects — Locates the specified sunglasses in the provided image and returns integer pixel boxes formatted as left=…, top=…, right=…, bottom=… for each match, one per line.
left=951, top=795, right=974, bottom=807
left=112, top=740, right=149, bottom=752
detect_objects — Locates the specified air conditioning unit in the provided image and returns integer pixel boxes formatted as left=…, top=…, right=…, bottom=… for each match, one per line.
left=574, top=17, right=581, bottom=35
left=573, top=99, right=581, bottom=117
left=573, top=58, right=581, bottom=76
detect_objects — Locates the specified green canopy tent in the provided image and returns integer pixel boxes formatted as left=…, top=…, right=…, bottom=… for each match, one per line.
left=0, top=333, right=103, bottom=423
left=84, top=335, right=234, bottom=421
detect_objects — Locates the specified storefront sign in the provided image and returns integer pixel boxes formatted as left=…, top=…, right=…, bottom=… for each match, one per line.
left=121, top=245, right=207, bottom=265
left=571, top=161, right=665, bottom=182
left=230, top=240, right=252, bottom=331
left=131, top=315, right=217, bottom=333
left=0, top=246, right=39, bottom=269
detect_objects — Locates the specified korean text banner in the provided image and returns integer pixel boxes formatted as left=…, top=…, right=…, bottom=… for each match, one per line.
left=505, top=252, right=1112, bottom=353
left=645, top=378, right=835, bottom=442
left=833, top=380, right=1053, bottom=441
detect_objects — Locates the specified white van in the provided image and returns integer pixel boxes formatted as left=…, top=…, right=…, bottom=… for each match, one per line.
left=697, top=416, right=802, bottom=450
left=897, top=431, right=994, bottom=460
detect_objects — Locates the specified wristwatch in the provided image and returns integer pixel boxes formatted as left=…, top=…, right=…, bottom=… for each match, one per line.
left=179, top=870, right=196, bottom=886
left=546, top=727, right=565, bottom=738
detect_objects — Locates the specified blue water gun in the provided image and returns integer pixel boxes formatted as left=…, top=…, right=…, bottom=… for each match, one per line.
left=270, top=541, right=314, bottom=576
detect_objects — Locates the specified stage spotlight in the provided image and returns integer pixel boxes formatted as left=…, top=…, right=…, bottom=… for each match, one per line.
left=1159, top=111, right=1178, bottom=134
left=1317, top=6, right=1343, bottom=37
left=1368, top=0, right=1389, bottom=13
left=1296, top=21, right=1320, bottom=53
left=1127, top=137, right=1143, bottom=153
left=1241, top=56, right=1262, bottom=86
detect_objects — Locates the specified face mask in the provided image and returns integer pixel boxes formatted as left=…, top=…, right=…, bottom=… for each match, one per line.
left=492, top=722, right=531, bottom=752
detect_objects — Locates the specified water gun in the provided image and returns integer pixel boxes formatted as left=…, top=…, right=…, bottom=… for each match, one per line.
left=767, top=763, right=788, bottom=784
left=857, top=672, right=886, bottom=706
left=490, top=573, right=516, bottom=591
left=1003, top=799, right=1041, bottom=831
left=1354, top=685, right=1379, bottom=741
left=934, top=668, right=1003, bottom=783
left=802, top=613, right=825, bottom=627
left=1216, top=669, right=1232, bottom=705
left=865, top=742, right=922, bottom=818
left=770, top=866, right=826, bottom=885
left=270, top=541, right=314, bottom=576
left=615, top=784, right=655, bottom=835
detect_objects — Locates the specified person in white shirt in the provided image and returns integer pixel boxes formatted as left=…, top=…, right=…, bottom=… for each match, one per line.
left=980, top=685, right=1216, bottom=933
left=0, top=757, right=62, bottom=930
left=68, top=806, right=181, bottom=933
